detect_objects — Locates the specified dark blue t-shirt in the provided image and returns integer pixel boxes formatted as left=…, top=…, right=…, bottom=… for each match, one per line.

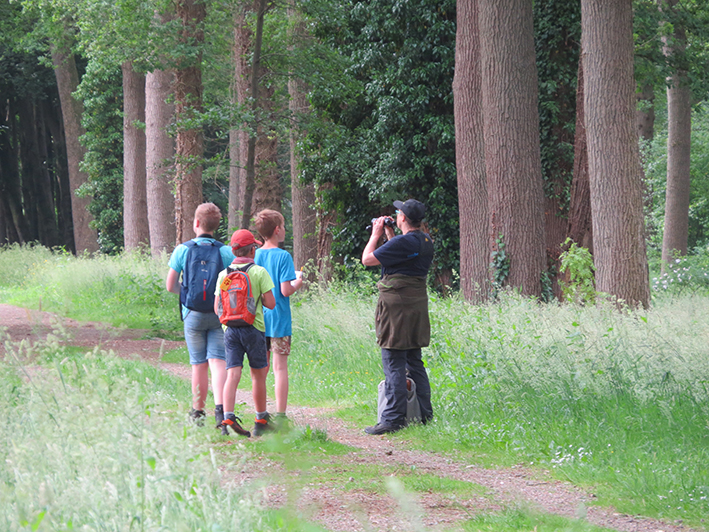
left=373, top=231, right=433, bottom=277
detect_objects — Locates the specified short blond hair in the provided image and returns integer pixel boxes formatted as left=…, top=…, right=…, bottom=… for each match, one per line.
left=254, top=209, right=284, bottom=239
left=194, top=203, right=222, bottom=233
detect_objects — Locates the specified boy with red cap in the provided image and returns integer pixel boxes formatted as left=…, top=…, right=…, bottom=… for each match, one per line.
left=214, top=229, right=276, bottom=437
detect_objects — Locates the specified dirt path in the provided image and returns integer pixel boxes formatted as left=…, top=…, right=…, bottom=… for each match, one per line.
left=0, top=304, right=701, bottom=532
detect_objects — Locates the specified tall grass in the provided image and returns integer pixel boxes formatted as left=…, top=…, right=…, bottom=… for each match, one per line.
left=0, top=244, right=181, bottom=336
left=2, top=245, right=708, bottom=528
left=290, top=288, right=709, bottom=526
left=0, top=333, right=322, bottom=531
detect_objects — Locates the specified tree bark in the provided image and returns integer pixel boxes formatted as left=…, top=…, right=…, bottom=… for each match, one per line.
left=289, top=91, right=317, bottom=273
left=174, top=0, right=207, bottom=243
left=660, top=0, right=691, bottom=267
left=52, top=46, right=99, bottom=254
left=122, top=61, right=149, bottom=251
left=454, top=0, right=489, bottom=303
left=581, top=0, right=650, bottom=308
left=145, top=69, right=176, bottom=254
left=567, top=57, right=593, bottom=253
left=636, top=82, right=655, bottom=142
left=252, top=82, right=282, bottom=217
left=479, top=0, right=546, bottom=297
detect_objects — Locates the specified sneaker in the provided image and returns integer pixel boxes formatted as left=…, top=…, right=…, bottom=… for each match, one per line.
left=252, top=415, right=277, bottom=437
left=214, top=406, right=228, bottom=436
left=189, top=408, right=206, bottom=426
left=220, top=414, right=251, bottom=437
left=364, top=422, right=402, bottom=435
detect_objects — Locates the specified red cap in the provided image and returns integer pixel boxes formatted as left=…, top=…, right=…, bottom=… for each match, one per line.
left=230, top=229, right=262, bottom=250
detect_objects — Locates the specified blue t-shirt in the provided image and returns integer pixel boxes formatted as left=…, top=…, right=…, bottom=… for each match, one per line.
left=373, top=231, right=433, bottom=277
left=168, top=237, right=235, bottom=319
left=254, top=247, right=296, bottom=338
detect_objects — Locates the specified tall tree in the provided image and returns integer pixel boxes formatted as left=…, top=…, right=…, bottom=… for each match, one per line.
left=453, top=0, right=488, bottom=303
left=581, top=0, right=650, bottom=308
left=122, top=61, right=149, bottom=250
left=660, top=0, right=692, bottom=266
left=52, top=39, right=99, bottom=253
left=174, top=0, right=207, bottom=243
left=288, top=3, right=318, bottom=276
left=145, top=67, right=176, bottom=254
left=479, top=0, right=546, bottom=297
left=228, top=1, right=253, bottom=230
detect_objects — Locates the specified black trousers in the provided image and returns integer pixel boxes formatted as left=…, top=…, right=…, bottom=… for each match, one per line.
left=379, top=347, right=433, bottom=427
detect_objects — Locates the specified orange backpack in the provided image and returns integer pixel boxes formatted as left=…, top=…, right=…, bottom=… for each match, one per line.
left=217, top=263, right=258, bottom=327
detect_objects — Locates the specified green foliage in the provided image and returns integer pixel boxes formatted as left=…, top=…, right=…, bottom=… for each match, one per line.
left=558, top=238, right=596, bottom=304
left=534, top=0, right=580, bottom=213
left=75, top=60, right=124, bottom=254
left=300, top=0, right=459, bottom=277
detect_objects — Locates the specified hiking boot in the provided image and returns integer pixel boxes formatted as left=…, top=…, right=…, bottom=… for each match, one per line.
left=252, top=415, right=277, bottom=437
left=364, top=422, right=402, bottom=435
left=220, top=414, right=251, bottom=437
left=214, top=406, right=228, bottom=436
left=189, top=408, right=206, bottom=426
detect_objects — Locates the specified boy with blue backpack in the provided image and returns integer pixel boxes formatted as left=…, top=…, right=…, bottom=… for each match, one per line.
left=166, top=203, right=235, bottom=429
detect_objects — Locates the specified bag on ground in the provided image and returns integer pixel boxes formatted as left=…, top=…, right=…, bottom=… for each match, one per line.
left=180, top=240, right=225, bottom=314
left=217, top=263, right=258, bottom=327
left=377, top=377, right=422, bottom=424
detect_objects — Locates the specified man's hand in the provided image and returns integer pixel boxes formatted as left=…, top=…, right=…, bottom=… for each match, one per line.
left=362, top=216, right=390, bottom=266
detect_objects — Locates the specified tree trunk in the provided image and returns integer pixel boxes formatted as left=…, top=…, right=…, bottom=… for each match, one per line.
left=229, top=2, right=254, bottom=230
left=240, top=0, right=267, bottom=230
left=660, top=0, right=691, bottom=267
left=34, top=100, right=60, bottom=247
left=636, top=82, right=655, bottom=142
left=145, top=69, right=176, bottom=254
left=251, top=82, right=282, bottom=218
left=44, top=95, right=75, bottom=250
left=174, top=0, right=206, bottom=243
left=0, top=97, right=26, bottom=243
left=581, top=0, right=650, bottom=308
left=453, top=0, right=489, bottom=303
left=479, top=0, right=546, bottom=297
left=567, top=58, right=593, bottom=253
left=52, top=46, right=99, bottom=254
left=122, top=61, right=149, bottom=251
left=287, top=3, right=318, bottom=276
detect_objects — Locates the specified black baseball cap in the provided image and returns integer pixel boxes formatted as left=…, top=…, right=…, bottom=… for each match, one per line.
left=393, top=199, right=426, bottom=222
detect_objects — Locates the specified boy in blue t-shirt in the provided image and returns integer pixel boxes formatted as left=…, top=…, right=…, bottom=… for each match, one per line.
left=166, top=203, right=235, bottom=428
left=254, top=210, right=303, bottom=426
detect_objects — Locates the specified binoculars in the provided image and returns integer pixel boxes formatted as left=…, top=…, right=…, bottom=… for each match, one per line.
left=366, top=217, right=396, bottom=232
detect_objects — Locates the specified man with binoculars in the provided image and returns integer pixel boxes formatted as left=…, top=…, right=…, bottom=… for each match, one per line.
left=361, top=199, right=434, bottom=435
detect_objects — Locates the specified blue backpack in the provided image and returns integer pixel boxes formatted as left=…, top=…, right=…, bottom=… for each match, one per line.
left=180, top=239, right=225, bottom=314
